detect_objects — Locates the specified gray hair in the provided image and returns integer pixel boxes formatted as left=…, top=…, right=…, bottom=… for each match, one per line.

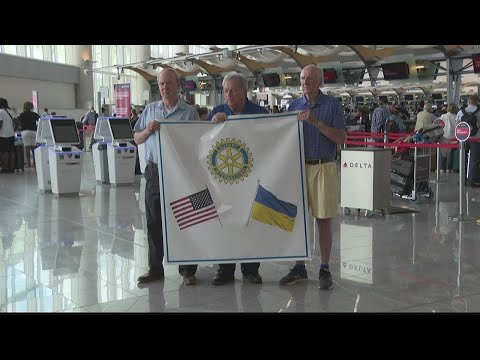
left=301, top=64, right=324, bottom=86
left=222, top=72, right=248, bottom=92
left=424, top=102, right=432, bottom=112
left=157, top=68, right=180, bottom=84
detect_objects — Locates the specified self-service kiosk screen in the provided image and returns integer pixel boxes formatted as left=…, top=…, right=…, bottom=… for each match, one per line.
left=109, top=118, right=133, bottom=140
left=50, top=119, right=80, bottom=144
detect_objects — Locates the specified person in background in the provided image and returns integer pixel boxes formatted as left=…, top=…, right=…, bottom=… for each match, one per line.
left=278, top=64, right=346, bottom=290
left=0, top=98, right=18, bottom=173
left=439, top=103, right=458, bottom=173
left=134, top=68, right=200, bottom=286
left=17, top=101, right=40, bottom=168
left=42, top=108, right=49, bottom=117
left=415, top=102, right=434, bottom=131
left=130, top=109, right=139, bottom=129
left=209, top=71, right=269, bottom=286
left=197, top=107, right=209, bottom=120
left=389, top=106, right=406, bottom=132
left=456, top=94, right=480, bottom=186
left=82, top=106, right=96, bottom=149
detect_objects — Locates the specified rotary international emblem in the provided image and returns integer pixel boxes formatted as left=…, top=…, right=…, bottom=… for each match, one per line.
left=207, top=138, right=253, bottom=185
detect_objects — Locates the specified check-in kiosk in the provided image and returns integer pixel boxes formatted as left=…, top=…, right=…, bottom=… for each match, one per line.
left=34, top=115, right=66, bottom=192
left=106, top=118, right=137, bottom=185
left=92, top=117, right=112, bottom=183
left=48, top=118, right=83, bottom=196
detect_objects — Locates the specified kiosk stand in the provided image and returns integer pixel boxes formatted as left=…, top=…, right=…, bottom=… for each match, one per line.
left=341, top=148, right=391, bottom=217
left=34, top=115, right=66, bottom=193
left=92, top=117, right=112, bottom=183
left=106, top=118, right=137, bottom=185
left=48, top=118, right=83, bottom=196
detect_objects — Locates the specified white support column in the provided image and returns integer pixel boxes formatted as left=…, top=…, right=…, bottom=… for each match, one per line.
left=135, top=45, right=152, bottom=107
left=73, top=45, right=94, bottom=110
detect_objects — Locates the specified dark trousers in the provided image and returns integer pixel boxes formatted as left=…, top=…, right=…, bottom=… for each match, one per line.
left=440, top=148, right=456, bottom=171
left=468, top=142, right=480, bottom=184
left=144, top=164, right=197, bottom=276
left=218, top=262, right=260, bottom=276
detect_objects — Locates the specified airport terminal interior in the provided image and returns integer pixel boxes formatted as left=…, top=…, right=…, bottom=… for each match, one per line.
left=2, top=45, right=480, bottom=313
left=2, top=155, right=480, bottom=312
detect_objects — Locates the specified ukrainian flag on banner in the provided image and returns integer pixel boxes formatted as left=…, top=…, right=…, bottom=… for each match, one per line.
left=250, top=185, right=297, bottom=232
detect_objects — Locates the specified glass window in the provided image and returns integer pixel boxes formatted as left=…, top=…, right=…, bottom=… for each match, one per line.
left=4, top=45, right=16, bottom=55
left=56, top=45, right=66, bottom=63
left=32, top=45, right=43, bottom=59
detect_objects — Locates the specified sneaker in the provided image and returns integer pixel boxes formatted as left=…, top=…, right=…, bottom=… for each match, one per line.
left=243, top=273, right=262, bottom=284
left=318, top=269, right=333, bottom=290
left=279, top=266, right=308, bottom=285
left=447, top=169, right=452, bottom=173
left=440, top=169, right=445, bottom=174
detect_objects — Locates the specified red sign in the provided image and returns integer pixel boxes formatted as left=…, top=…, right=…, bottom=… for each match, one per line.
left=114, top=83, right=131, bottom=119
left=455, top=122, right=471, bottom=142
left=32, top=90, right=38, bottom=114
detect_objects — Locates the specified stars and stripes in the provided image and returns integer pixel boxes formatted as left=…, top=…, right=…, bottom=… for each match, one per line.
left=169, top=189, right=218, bottom=230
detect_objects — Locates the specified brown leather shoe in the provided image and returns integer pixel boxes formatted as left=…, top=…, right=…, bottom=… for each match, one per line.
left=137, top=271, right=164, bottom=284
left=183, top=274, right=197, bottom=285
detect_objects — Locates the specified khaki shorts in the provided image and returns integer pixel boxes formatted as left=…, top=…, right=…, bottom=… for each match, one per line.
left=306, top=162, right=338, bottom=219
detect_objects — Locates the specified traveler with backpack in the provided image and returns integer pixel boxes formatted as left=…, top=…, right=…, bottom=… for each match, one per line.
left=456, top=94, right=480, bottom=186
left=386, top=106, right=405, bottom=133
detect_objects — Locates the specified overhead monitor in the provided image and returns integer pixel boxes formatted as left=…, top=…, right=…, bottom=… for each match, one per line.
left=49, top=118, right=80, bottom=145
left=472, top=54, right=480, bottom=74
left=108, top=118, right=133, bottom=141
left=379, top=95, right=388, bottom=103
left=284, top=73, right=300, bottom=87
left=381, top=62, right=410, bottom=81
left=323, top=68, right=337, bottom=84
left=342, top=68, right=366, bottom=85
left=183, top=80, right=197, bottom=92
left=355, top=96, right=364, bottom=103
left=404, top=94, right=414, bottom=101
left=262, top=73, right=281, bottom=87
left=431, top=93, right=442, bottom=100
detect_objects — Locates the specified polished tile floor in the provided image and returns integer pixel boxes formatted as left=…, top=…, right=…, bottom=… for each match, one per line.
left=1, top=153, right=480, bottom=312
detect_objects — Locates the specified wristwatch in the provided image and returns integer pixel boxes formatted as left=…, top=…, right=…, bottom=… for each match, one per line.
left=316, top=120, right=324, bottom=129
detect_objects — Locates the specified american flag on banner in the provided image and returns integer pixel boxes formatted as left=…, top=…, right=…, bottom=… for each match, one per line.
left=170, top=189, right=219, bottom=230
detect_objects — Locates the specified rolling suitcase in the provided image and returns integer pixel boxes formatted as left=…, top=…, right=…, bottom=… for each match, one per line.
left=391, top=157, right=414, bottom=178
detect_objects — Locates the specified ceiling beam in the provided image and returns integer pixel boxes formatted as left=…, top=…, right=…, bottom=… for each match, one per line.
left=236, top=54, right=280, bottom=73
left=346, top=45, right=396, bottom=64
left=276, top=46, right=335, bottom=68
left=190, top=59, right=237, bottom=76
left=124, top=66, right=156, bottom=82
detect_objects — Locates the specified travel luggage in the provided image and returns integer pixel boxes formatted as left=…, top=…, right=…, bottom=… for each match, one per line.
left=391, top=182, right=412, bottom=196
left=412, top=124, right=444, bottom=143
left=391, top=172, right=413, bottom=187
left=391, top=157, right=414, bottom=178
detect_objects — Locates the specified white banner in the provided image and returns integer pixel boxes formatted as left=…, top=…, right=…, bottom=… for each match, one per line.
left=157, top=112, right=311, bottom=264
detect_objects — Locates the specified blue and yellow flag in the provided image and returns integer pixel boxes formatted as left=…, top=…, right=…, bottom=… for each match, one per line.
left=250, top=185, right=297, bottom=232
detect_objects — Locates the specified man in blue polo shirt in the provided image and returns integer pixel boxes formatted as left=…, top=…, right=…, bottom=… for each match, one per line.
left=134, top=68, right=199, bottom=287
left=209, top=71, right=269, bottom=285
left=279, top=64, right=346, bottom=290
